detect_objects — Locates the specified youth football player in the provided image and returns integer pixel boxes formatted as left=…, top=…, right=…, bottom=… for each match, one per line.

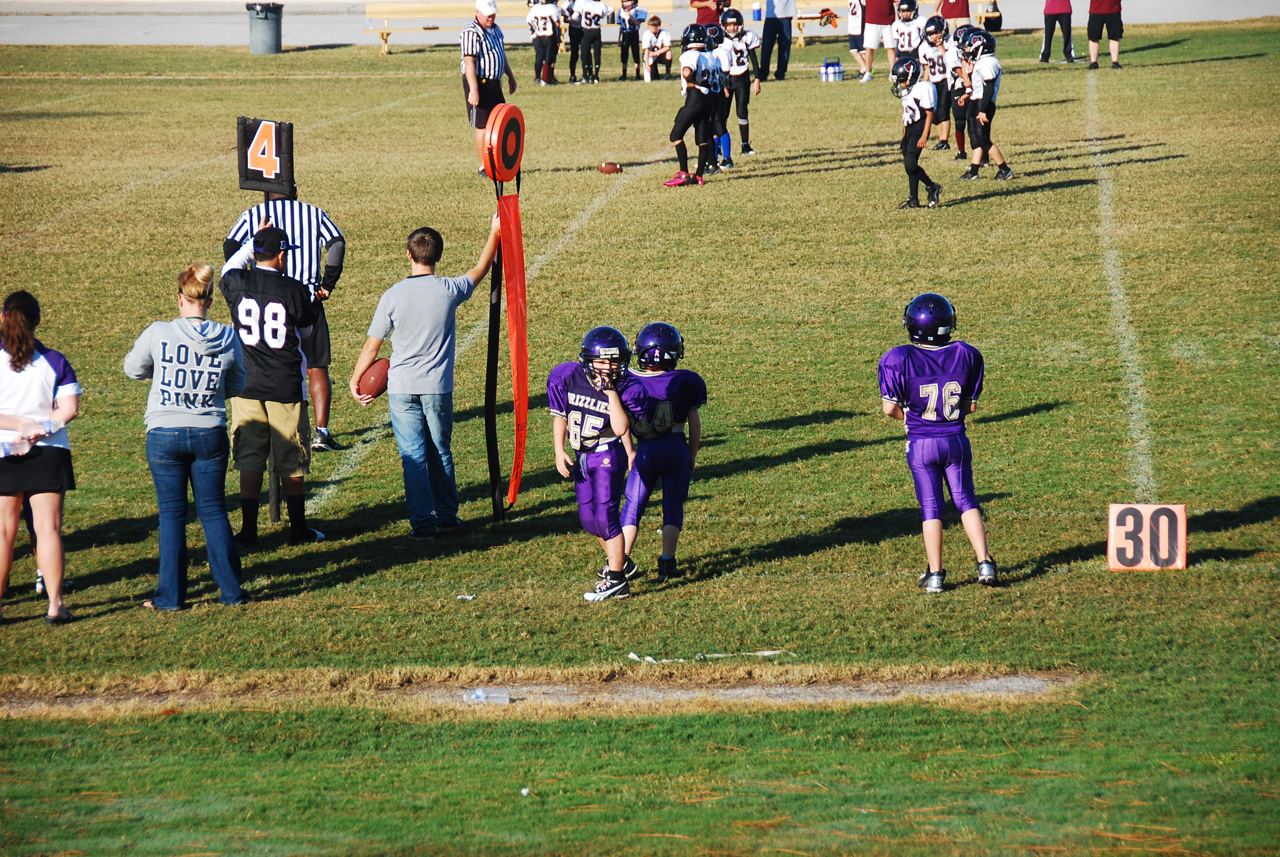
left=959, top=28, right=1013, bottom=180
left=663, top=24, right=715, bottom=187
left=548, top=327, right=638, bottom=601
left=642, top=15, right=673, bottom=80
left=620, top=323, right=706, bottom=583
left=890, top=0, right=926, bottom=59
left=878, top=293, right=996, bottom=593
left=706, top=23, right=733, bottom=173
left=720, top=9, right=764, bottom=161
left=944, top=22, right=972, bottom=159
left=919, top=16, right=951, bottom=150
left=890, top=57, right=942, bottom=209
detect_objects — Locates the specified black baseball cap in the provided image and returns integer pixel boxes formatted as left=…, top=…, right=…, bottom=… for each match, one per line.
left=253, top=226, right=299, bottom=255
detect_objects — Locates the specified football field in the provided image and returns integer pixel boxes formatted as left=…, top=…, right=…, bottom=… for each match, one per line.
left=1, top=20, right=1278, bottom=855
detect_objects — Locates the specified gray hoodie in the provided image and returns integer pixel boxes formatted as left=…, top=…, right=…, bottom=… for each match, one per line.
left=123, top=317, right=246, bottom=431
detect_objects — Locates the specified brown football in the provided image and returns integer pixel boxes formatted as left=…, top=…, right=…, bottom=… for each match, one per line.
left=598, top=162, right=623, bottom=174
left=357, top=357, right=390, bottom=399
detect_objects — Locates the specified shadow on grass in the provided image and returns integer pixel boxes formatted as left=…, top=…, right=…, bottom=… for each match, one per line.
left=0, top=164, right=53, bottom=173
left=999, top=99, right=1077, bottom=110
left=974, top=401, right=1067, bottom=426
left=1018, top=153, right=1187, bottom=177
left=455, top=392, right=549, bottom=425
left=672, top=492, right=1011, bottom=585
left=944, top=177, right=1098, bottom=207
left=285, top=43, right=356, bottom=52
left=1123, top=39, right=1189, bottom=54
left=1143, top=52, right=1267, bottom=68
left=746, top=410, right=863, bottom=431
left=1002, top=495, right=1280, bottom=585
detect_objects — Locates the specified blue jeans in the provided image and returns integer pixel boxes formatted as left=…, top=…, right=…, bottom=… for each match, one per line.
left=388, top=393, right=458, bottom=532
left=760, top=17, right=792, bottom=79
left=146, top=427, right=246, bottom=609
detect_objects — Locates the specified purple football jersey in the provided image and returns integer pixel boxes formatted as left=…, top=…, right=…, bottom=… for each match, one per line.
left=623, top=368, right=707, bottom=440
left=878, top=341, right=984, bottom=438
left=547, top=361, right=637, bottom=451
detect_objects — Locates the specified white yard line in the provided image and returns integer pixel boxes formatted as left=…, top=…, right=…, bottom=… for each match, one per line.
left=0, top=91, right=94, bottom=114
left=1087, top=75, right=1156, bottom=503
left=306, top=425, right=391, bottom=516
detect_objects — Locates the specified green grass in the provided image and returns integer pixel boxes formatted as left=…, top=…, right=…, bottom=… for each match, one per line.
left=1, top=19, right=1279, bottom=855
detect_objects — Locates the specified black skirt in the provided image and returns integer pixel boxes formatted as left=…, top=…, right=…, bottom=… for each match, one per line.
left=0, top=445, right=75, bottom=494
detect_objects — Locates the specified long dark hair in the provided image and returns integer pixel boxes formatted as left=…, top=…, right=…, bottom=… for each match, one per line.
left=2, top=290, right=41, bottom=372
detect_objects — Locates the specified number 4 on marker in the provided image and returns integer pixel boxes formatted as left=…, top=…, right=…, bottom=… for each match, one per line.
left=248, top=121, right=280, bottom=179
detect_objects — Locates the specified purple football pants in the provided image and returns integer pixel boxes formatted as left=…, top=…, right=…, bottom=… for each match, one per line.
left=574, top=444, right=626, bottom=540
left=621, top=432, right=692, bottom=529
left=906, top=434, right=980, bottom=522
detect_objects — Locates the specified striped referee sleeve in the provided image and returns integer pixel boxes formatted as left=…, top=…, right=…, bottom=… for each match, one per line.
left=460, top=21, right=507, bottom=79
left=223, top=199, right=343, bottom=296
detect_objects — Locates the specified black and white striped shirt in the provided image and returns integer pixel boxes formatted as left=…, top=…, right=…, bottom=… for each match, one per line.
left=225, top=199, right=343, bottom=298
left=460, top=19, right=508, bottom=80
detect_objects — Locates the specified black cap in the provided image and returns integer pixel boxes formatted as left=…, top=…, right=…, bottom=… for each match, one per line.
left=253, top=226, right=299, bottom=255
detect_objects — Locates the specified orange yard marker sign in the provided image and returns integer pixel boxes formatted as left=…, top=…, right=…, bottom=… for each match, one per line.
left=1107, top=504, right=1187, bottom=571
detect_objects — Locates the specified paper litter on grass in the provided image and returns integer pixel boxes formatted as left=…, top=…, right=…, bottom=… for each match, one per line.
left=629, top=649, right=793, bottom=664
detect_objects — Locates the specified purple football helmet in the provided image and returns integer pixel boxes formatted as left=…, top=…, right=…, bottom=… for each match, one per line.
left=903, top=293, right=956, bottom=344
left=634, top=322, right=685, bottom=370
left=579, top=326, right=632, bottom=384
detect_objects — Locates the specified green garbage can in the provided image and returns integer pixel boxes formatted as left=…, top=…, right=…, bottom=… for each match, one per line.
left=247, top=3, right=284, bottom=55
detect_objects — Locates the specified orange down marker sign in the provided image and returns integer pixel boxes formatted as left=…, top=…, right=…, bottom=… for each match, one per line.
left=1107, top=504, right=1187, bottom=571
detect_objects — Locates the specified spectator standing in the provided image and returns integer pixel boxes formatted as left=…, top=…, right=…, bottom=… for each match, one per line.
left=848, top=0, right=871, bottom=80
left=349, top=215, right=502, bottom=540
left=862, top=0, right=896, bottom=81
left=224, top=187, right=346, bottom=454
left=0, top=291, right=79, bottom=625
left=1087, top=0, right=1122, bottom=68
left=690, top=0, right=719, bottom=26
left=1040, top=0, right=1076, bottom=62
left=220, top=226, right=324, bottom=547
left=124, top=265, right=249, bottom=611
left=931, top=0, right=969, bottom=26
left=462, top=0, right=518, bottom=173
left=759, top=0, right=796, bottom=80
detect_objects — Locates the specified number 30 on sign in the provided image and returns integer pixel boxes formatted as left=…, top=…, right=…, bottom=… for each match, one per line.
left=1107, top=503, right=1187, bottom=571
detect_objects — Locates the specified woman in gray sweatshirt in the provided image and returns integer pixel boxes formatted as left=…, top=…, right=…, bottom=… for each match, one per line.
left=124, top=264, right=249, bottom=611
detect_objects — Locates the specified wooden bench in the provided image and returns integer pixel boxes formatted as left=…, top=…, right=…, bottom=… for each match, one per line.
left=794, top=7, right=838, bottom=48
left=366, top=3, right=442, bottom=55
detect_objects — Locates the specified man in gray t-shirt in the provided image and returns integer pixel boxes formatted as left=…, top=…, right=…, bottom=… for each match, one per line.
left=350, top=214, right=501, bottom=539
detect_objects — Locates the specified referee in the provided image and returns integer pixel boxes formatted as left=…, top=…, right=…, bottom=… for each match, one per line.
left=462, top=0, right=517, bottom=175
left=224, top=188, right=347, bottom=452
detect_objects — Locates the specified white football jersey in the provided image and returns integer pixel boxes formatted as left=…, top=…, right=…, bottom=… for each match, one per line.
left=642, top=28, right=671, bottom=52
left=901, top=79, right=936, bottom=125
left=971, top=54, right=1001, bottom=103
left=919, top=41, right=946, bottom=83
left=712, top=43, right=733, bottom=84
left=891, top=17, right=925, bottom=54
left=944, top=43, right=965, bottom=91
left=527, top=2, right=561, bottom=37
left=618, top=4, right=648, bottom=31
left=847, top=0, right=863, bottom=33
left=680, top=48, right=711, bottom=94
left=576, top=0, right=608, bottom=29
left=726, top=29, right=761, bottom=75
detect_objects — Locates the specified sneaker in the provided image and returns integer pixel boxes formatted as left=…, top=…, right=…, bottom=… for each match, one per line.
left=656, top=556, right=682, bottom=581
left=622, top=556, right=641, bottom=580
left=931, top=140, right=950, bottom=151
left=922, top=569, right=946, bottom=593
left=741, top=144, right=757, bottom=155
left=899, top=199, right=921, bottom=209
left=33, top=570, right=71, bottom=595
left=235, top=529, right=257, bottom=546
left=288, top=527, right=326, bottom=546
left=859, top=71, right=873, bottom=82
left=311, top=429, right=346, bottom=452
left=537, top=79, right=549, bottom=86
left=570, top=74, right=579, bottom=83
left=927, top=182, right=942, bottom=208
left=959, top=170, right=981, bottom=180
left=663, top=170, right=693, bottom=187
left=703, top=162, right=721, bottom=176
left=1088, top=61, right=1098, bottom=69
left=1066, top=57, right=1076, bottom=63
left=435, top=518, right=463, bottom=534
left=977, top=558, right=998, bottom=586
left=1111, top=61, right=1122, bottom=69
left=954, top=150, right=968, bottom=161
left=994, top=165, right=1014, bottom=181
left=408, top=528, right=435, bottom=541
left=584, top=576, right=630, bottom=601
left=720, top=158, right=734, bottom=169
left=1038, top=57, right=1048, bottom=63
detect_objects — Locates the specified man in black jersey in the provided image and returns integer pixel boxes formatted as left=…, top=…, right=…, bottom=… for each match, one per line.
left=219, top=226, right=325, bottom=546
